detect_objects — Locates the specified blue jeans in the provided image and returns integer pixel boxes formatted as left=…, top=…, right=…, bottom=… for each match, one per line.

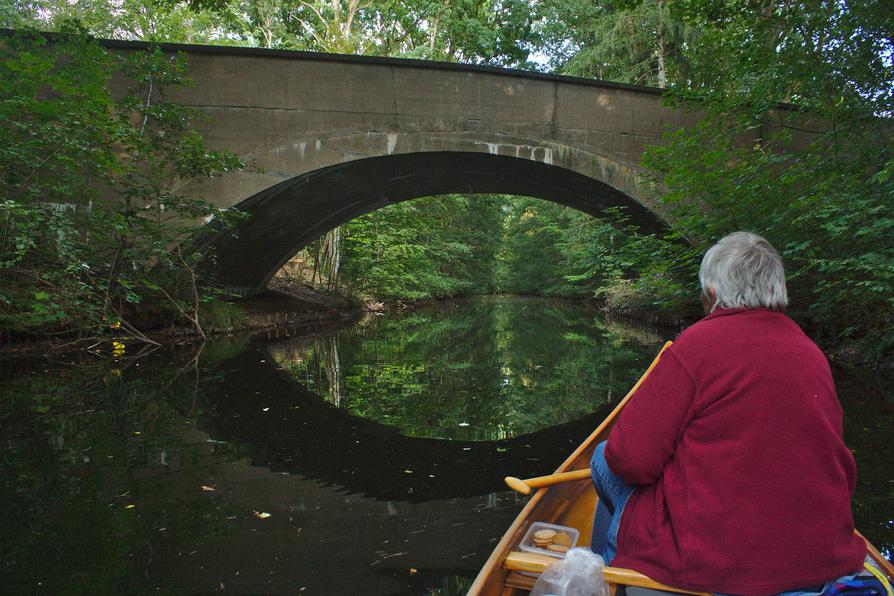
left=590, top=441, right=634, bottom=565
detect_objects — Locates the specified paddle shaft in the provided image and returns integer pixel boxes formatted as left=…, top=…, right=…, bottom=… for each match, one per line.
left=525, top=468, right=591, bottom=487
left=504, top=468, right=590, bottom=495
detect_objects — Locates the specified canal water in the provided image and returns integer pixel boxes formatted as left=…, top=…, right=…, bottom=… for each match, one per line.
left=1, top=296, right=891, bottom=594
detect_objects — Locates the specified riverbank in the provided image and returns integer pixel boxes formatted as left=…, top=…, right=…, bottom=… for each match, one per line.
left=3, top=288, right=890, bottom=373
left=0, top=283, right=363, bottom=360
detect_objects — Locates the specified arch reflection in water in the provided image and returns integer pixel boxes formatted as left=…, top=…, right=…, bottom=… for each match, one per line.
left=268, top=296, right=665, bottom=441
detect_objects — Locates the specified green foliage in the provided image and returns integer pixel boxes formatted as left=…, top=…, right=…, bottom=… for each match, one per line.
left=4, top=0, right=229, bottom=42
left=259, top=0, right=537, bottom=65
left=0, top=27, right=245, bottom=340
left=497, top=198, right=686, bottom=313
left=340, top=194, right=504, bottom=300
left=639, top=0, right=894, bottom=359
left=200, top=298, right=247, bottom=330
left=9, top=0, right=539, bottom=67
left=536, top=0, right=697, bottom=86
left=497, top=199, right=568, bottom=295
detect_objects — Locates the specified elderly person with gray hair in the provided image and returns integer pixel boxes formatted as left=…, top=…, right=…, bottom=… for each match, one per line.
left=589, top=231, right=867, bottom=595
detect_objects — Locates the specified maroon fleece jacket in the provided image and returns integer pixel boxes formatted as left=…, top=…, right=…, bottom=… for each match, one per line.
left=605, top=308, right=866, bottom=595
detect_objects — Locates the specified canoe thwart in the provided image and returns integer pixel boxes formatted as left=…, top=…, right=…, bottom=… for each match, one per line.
left=502, top=551, right=710, bottom=596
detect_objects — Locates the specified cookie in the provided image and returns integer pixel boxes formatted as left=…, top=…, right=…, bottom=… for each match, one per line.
left=553, top=532, right=572, bottom=547
left=547, top=544, right=569, bottom=553
left=533, top=529, right=556, bottom=542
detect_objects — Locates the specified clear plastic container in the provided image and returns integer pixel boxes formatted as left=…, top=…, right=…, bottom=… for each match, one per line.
left=519, top=521, right=580, bottom=559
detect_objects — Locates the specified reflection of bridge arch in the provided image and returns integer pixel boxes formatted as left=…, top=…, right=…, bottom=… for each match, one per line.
left=199, top=344, right=613, bottom=502
left=196, top=151, right=669, bottom=294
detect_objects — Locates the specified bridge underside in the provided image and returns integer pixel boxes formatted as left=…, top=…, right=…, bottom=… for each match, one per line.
left=199, top=151, right=669, bottom=296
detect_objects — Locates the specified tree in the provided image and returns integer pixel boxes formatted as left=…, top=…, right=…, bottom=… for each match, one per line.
left=0, top=26, right=244, bottom=344
left=338, top=194, right=504, bottom=300
left=639, top=0, right=894, bottom=359
left=219, top=0, right=537, bottom=65
left=536, top=0, right=697, bottom=86
left=3, top=0, right=228, bottom=42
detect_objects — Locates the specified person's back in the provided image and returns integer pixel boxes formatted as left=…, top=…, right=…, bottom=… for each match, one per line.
left=589, top=232, right=867, bottom=595
left=606, top=307, right=866, bottom=594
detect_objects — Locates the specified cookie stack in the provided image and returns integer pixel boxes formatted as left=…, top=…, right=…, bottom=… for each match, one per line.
left=532, top=528, right=572, bottom=553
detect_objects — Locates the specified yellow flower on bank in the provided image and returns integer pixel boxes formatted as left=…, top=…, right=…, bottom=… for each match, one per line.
left=110, top=321, right=121, bottom=329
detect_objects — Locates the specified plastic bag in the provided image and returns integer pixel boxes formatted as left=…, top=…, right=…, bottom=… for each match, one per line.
left=531, top=547, right=607, bottom=596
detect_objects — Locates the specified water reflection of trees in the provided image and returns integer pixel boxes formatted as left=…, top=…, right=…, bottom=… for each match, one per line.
left=0, top=342, right=246, bottom=593
left=268, top=297, right=664, bottom=440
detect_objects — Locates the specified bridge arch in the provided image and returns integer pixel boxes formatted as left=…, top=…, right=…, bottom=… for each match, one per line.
left=199, top=150, right=670, bottom=295
left=91, top=38, right=814, bottom=294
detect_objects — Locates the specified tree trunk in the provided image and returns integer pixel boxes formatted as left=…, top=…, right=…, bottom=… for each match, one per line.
left=656, top=0, right=667, bottom=88
left=326, top=226, right=341, bottom=290
left=311, top=238, right=322, bottom=287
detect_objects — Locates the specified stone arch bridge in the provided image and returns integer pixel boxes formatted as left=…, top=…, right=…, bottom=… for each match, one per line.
left=101, top=39, right=801, bottom=295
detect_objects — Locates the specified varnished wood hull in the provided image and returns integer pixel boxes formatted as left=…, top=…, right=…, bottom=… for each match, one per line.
left=469, top=342, right=894, bottom=595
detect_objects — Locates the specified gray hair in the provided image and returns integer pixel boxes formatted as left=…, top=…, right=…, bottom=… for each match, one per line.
left=699, top=231, right=788, bottom=312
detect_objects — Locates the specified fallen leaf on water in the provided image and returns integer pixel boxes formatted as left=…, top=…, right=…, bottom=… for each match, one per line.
left=125, top=504, right=135, bottom=509
left=253, top=511, right=271, bottom=519
left=458, top=422, right=470, bottom=427
left=384, top=552, right=407, bottom=559
left=201, top=485, right=216, bottom=492
left=404, top=469, right=413, bottom=474
left=496, top=447, right=507, bottom=453
left=409, top=568, right=417, bottom=575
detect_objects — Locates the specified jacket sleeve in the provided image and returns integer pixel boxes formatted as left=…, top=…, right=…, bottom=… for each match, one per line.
left=605, top=349, right=696, bottom=486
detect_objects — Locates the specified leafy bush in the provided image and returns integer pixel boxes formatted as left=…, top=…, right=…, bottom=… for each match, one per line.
left=0, top=25, right=244, bottom=344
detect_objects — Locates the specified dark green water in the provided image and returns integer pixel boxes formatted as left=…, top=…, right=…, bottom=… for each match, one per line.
left=1, top=296, right=891, bottom=594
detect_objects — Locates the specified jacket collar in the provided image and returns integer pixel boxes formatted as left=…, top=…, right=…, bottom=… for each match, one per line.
left=702, top=307, right=780, bottom=322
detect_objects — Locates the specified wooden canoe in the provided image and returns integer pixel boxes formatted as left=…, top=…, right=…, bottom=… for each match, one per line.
left=468, top=341, right=894, bottom=595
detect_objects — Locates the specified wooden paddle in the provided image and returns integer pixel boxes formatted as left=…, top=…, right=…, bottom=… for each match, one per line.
left=504, top=468, right=591, bottom=495
left=504, top=341, right=673, bottom=496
